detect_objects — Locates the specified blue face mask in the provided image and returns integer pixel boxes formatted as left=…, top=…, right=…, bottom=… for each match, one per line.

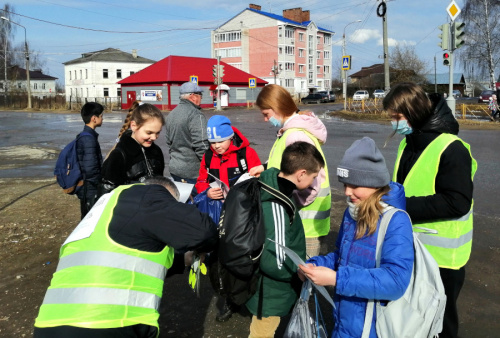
left=269, top=116, right=283, bottom=128
left=391, top=120, right=413, bottom=135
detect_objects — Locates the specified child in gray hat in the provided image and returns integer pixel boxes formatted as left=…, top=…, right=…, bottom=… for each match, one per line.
left=298, top=137, right=415, bottom=338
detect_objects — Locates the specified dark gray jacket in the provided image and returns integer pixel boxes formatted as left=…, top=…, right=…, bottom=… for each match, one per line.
left=165, top=99, right=209, bottom=179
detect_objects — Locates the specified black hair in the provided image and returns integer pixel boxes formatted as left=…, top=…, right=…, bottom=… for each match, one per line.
left=280, top=141, right=325, bottom=175
left=81, top=102, right=104, bottom=124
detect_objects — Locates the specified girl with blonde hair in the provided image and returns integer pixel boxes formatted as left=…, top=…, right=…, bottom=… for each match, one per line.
left=101, top=103, right=165, bottom=194
left=251, top=84, right=331, bottom=257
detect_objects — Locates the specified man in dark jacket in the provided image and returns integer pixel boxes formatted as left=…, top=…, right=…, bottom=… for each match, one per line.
left=76, top=102, right=103, bottom=219
left=165, top=82, right=209, bottom=189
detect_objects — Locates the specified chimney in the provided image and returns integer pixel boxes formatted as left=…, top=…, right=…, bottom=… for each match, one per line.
left=132, top=49, right=137, bottom=58
left=249, top=4, right=261, bottom=11
left=301, top=10, right=310, bottom=22
left=282, top=8, right=303, bottom=23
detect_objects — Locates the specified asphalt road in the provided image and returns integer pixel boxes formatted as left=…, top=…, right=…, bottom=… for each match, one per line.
left=0, top=104, right=499, bottom=337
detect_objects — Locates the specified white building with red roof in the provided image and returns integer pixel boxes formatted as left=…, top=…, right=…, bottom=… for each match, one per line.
left=118, top=55, right=267, bottom=110
left=211, top=4, right=334, bottom=95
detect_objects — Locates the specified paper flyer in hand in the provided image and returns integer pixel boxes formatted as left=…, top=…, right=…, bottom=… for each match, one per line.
left=173, top=181, right=195, bottom=203
left=207, top=172, right=230, bottom=198
left=267, top=238, right=335, bottom=307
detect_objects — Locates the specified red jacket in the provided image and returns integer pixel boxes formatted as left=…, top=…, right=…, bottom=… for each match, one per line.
left=195, top=127, right=261, bottom=193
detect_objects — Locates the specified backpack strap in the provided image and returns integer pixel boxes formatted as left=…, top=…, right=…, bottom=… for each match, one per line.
left=361, top=207, right=403, bottom=338
left=236, top=147, right=248, bottom=173
left=204, top=149, right=213, bottom=169
left=258, top=181, right=296, bottom=225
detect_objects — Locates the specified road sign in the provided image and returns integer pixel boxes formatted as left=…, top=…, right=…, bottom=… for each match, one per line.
left=447, top=0, right=461, bottom=21
left=342, top=56, right=351, bottom=70
left=249, top=78, right=256, bottom=88
left=190, top=75, right=198, bottom=84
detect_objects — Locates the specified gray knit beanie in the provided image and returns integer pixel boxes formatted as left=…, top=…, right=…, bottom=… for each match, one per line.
left=337, top=137, right=390, bottom=188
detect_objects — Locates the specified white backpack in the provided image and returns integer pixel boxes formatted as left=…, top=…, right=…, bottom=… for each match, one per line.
left=362, top=208, right=447, bottom=338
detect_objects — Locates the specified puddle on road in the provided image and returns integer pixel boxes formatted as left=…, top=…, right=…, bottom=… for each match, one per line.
left=0, top=145, right=58, bottom=170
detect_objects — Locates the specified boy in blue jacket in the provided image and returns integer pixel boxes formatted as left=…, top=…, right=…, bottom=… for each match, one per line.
left=300, top=137, right=414, bottom=338
left=76, top=102, right=103, bottom=219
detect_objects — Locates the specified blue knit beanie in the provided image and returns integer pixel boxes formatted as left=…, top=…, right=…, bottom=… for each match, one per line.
left=207, top=115, right=234, bottom=142
left=337, top=137, right=390, bottom=188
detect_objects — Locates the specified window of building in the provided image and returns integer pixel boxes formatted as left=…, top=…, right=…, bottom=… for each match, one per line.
left=70, top=88, right=73, bottom=96
left=80, top=70, right=82, bottom=79
left=0, top=83, right=3, bottom=89
left=215, top=31, right=242, bottom=43
left=285, top=62, right=295, bottom=71
left=215, top=47, right=242, bottom=58
left=80, top=88, right=83, bottom=97
left=86, top=88, right=89, bottom=97
left=74, top=70, right=76, bottom=79
left=299, top=64, right=305, bottom=73
left=34, top=83, right=38, bottom=89
left=285, top=46, right=294, bottom=55
left=278, top=26, right=283, bottom=37
left=299, top=33, right=304, bottom=41
left=130, top=71, right=135, bottom=76
left=104, top=87, right=109, bottom=97
left=117, top=88, right=121, bottom=97
left=317, top=35, right=321, bottom=44
left=236, top=89, right=247, bottom=100
left=317, top=66, right=321, bottom=73
left=299, top=49, right=304, bottom=57
left=324, top=51, right=330, bottom=59
left=324, top=34, right=331, bottom=44
left=285, top=28, right=294, bottom=38
left=103, top=69, right=108, bottom=79
left=285, top=79, right=294, bottom=88
left=69, top=71, right=71, bottom=80
left=86, top=69, right=88, bottom=79
left=42, top=83, right=46, bottom=89
left=308, top=57, right=313, bottom=70
left=309, top=35, right=313, bottom=49
left=325, top=79, right=330, bottom=89
left=317, top=51, right=321, bottom=59
left=18, top=82, right=22, bottom=89
left=323, top=65, right=330, bottom=73
left=279, top=47, right=283, bottom=55
left=308, top=72, right=314, bottom=84
left=117, top=69, right=122, bottom=79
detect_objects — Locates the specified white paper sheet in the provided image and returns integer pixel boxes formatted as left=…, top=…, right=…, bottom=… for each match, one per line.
left=173, top=181, right=195, bottom=203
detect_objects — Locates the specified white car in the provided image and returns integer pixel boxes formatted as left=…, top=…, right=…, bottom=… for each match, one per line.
left=373, top=89, right=385, bottom=99
left=353, top=90, right=369, bottom=100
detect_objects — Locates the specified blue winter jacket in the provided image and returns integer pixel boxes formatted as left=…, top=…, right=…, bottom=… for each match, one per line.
left=308, top=182, right=414, bottom=338
left=76, top=125, right=103, bottom=201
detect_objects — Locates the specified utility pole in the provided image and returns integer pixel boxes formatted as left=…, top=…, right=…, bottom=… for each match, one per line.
left=216, top=56, right=221, bottom=111
left=381, top=0, right=390, bottom=92
left=434, top=55, right=437, bottom=93
left=271, top=59, right=279, bottom=85
left=342, top=20, right=361, bottom=111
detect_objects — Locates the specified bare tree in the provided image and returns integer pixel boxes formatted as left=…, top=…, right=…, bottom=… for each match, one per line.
left=0, top=4, right=16, bottom=92
left=458, top=0, right=500, bottom=89
left=389, top=43, right=429, bottom=84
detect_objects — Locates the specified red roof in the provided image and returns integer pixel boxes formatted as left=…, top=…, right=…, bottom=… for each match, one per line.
left=118, top=55, right=267, bottom=86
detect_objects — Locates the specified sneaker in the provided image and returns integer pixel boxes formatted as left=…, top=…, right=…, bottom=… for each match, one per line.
left=215, top=302, right=235, bottom=322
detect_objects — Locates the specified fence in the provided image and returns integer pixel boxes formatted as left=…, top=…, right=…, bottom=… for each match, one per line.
left=0, top=94, right=66, bottom=110
left=67, top=96, right=122, bottom=112
left=345, top=99, right=494, bottom=121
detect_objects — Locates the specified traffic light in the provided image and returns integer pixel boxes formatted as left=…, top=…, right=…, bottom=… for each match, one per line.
left=452, top=21, right=465, bottom=50
left=212, top=65, right=218, bottom=78
left=219, top=65, right=225, bottom=78
left=438, top=23, right=450, bottom=51
left=443, top=52, right=450, bottom=66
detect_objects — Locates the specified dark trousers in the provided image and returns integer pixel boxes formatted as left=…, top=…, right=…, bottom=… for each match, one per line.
left=170, top=174, right=198, bottom=197
left=34, top=324, right=157, bottom=338
left=439, top=266, right=465, bottom=338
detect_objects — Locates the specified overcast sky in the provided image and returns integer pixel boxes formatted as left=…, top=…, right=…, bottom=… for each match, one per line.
left=7, top=0, right=465, bottom=83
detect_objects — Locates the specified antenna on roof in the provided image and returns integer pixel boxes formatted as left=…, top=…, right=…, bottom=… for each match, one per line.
left=267, top=1, right=272, bottom=13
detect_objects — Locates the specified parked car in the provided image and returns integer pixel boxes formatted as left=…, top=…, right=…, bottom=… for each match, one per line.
left=353, top=90, right=369, bottom=100
left=301, top=93, right=328, bottom=104
left=373, top=89, right=385, bottom=99
left=478, top=90, right=495, bottom=103
left=452, top=90, right=462, bottom=98
left=318, top=90, right=336, bottom=102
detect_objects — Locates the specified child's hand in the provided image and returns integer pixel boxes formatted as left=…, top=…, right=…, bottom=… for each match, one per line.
left=207, top=187, right=223, bottom=199
left=249, top=165, right=264, bottom=177
left=297, top=263, right=314, bottom=281
left=299, top=264, right=337, bottom=287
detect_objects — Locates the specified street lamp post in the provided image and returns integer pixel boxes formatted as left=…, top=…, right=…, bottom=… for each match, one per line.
left=1, top=17, right=31, bottom=109
left=342, top=20, right=361, bottom=111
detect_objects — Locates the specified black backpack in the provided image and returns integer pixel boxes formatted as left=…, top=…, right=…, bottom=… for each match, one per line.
left=208, top=177, right=295, bottom=306
left=204, top=147, right=248, bottom=186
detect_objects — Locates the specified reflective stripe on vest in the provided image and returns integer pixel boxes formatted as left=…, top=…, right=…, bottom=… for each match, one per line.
left=267, top=128, right=331, bottom=237
left=56, top=251, right=168, bottom=280
left=35, top=184, right=174, bottom=330
left=394, top=134, right=477, bottom=269
left=42, top=287, right=161, bottom=310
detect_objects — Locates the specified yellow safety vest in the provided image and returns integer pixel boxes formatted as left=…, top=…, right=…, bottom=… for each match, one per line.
left=35, top=184, right=174, bottom=330
left=394, top=134, right=477, bottom=269
left=267, top=128, right=331, bottom=237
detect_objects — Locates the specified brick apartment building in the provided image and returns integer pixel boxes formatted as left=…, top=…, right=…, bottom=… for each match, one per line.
left=211, top=4, right=334, bottom=96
